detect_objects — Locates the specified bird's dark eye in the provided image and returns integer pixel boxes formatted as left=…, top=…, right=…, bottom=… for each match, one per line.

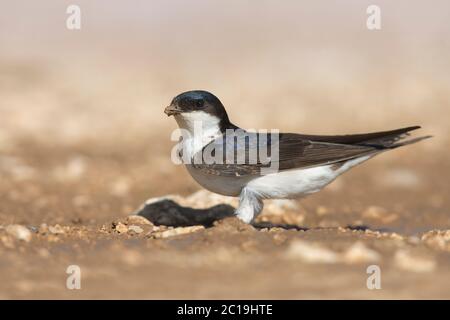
left=195, top=99, right=204, bottom=109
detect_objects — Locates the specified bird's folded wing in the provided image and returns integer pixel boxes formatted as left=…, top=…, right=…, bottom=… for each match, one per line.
left=191, top=132, right=378, bottom=177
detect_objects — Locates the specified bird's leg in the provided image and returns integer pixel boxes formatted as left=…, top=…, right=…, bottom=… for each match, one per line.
left=235, top=187, right=264, bottom=223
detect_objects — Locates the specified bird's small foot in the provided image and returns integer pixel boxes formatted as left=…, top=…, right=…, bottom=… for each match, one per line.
left=235, top=209, right=255, bottom=224
left=235, top=187, right=264, bottom=224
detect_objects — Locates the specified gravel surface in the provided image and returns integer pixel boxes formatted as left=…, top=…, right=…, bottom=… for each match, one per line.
left=0, top=143, right=449, bottom=299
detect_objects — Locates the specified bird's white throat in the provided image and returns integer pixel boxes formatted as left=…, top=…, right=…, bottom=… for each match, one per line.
left=173, top=111, right=222, bottom=157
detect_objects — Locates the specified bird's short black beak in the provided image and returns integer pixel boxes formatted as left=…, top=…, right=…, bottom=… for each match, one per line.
left=164, top=105, right=181, bottom=116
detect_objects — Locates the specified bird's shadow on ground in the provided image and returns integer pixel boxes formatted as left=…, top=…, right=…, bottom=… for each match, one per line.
left=134, top=198, right=306, bottom=230
left=135, top=199, right=234, bottom=228
left=134, top=199, right=400, bottom=233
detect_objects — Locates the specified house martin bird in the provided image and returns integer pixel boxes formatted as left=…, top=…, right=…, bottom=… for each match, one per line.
left=165, top=90, right=430, bottom=223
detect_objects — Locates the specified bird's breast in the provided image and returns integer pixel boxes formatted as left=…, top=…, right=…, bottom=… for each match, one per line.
left=184, top=164, right=249, bottom=197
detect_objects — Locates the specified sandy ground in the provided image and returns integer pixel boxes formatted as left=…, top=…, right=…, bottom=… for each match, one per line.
left=1, top=1, right=449, bottom=299
left=1, top=138, right=449, bottom=299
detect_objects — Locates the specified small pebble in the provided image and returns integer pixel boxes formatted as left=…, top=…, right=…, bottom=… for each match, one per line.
left=343, top=242, right=381, bottom=264
left=128, top=225, right=144, bottom=234
left=1, top=235, right=15, bottom=248
left=421, top=230, right=450, bottom=251
left=272, top=233, right=287, bottom=245
left=38, top=223, right=49, bottom=234
left=152, top=225, right=205, bottom=239
left=6, top=225, right=32, bottom=242
left=48, top=224, right=65, bottom=235
left=284, top=240, right=339, bottom=264
left=394, top=249, right=436, bottom=273
left=126, top=215, right=153, bottom=226
left=114, top=222, right=128, bottom=234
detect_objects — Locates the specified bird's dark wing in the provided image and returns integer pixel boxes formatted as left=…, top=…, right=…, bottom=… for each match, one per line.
left=288, top=126, right=423, bottom=147
left=274, top=134, right=377, bottom=171
left=191, top=126, right=426, bottom=177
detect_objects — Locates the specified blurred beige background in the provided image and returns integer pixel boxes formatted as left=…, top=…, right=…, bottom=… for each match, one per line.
left=1, top=0, right=449, bottom=146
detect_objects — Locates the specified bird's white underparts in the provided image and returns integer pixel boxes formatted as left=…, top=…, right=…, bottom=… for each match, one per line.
left=165, top=90, right=429, bottom=224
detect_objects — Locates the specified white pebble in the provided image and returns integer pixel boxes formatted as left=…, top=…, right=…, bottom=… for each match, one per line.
left=343, top=242, right=381, bottom=264
left=284, top=240, right=339, bottom=264
left=128, top=225, right=144, bottom=234
left=394, top=249, right=436, bottom=273
left=6, top=225, right=32, bottom=242
left=152, top=225, right=205, bottom=238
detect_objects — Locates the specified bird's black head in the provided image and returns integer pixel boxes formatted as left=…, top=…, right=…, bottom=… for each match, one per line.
left=165, top=90, right=229, bottom=120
